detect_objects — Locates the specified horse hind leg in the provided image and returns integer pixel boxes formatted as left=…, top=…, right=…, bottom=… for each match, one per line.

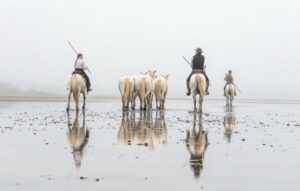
left=193, top=93, right=197, bottom=112
left=198, top=96, right=203, bottom=113
left=230, top=93, right=234, bottom=107
left=66, top=91, right=71, bottom=111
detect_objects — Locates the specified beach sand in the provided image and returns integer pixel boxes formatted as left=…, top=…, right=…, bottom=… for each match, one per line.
left=0, top=99, right=299, bottom=191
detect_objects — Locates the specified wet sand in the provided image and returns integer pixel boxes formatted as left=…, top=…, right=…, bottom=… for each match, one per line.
left=0, top=99, right=300, bottom=191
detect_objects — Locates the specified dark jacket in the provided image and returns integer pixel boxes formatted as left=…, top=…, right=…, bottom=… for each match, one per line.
left=192, top=53, right=205, bottom=70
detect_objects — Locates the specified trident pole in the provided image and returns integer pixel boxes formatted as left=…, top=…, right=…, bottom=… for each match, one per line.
left=67, top=41, right=92, bottom=74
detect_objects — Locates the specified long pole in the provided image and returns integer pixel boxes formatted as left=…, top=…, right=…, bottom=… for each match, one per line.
left=234, top=83, right=242, bottom=93
left=67, top=40, right=78, bottom=54
left=67, top=41, right=92, bottom=74
left=182, top=56, right=191, bottom=66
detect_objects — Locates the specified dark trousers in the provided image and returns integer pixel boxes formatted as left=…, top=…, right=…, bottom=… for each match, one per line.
left=73, top=69, right=91, bottom=90
left=186, top=71, right=209, bottom=92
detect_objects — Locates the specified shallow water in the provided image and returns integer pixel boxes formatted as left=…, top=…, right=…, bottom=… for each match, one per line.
left=0, top=100, right=300, bottom=191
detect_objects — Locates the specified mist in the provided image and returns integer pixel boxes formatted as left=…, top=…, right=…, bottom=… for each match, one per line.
left=1, top=0, right=300, bottom=100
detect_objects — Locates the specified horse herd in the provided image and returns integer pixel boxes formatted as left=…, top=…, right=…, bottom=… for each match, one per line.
left=118, top=70, right=169, bottom=111
left=66, top=69, right=236, bottom=112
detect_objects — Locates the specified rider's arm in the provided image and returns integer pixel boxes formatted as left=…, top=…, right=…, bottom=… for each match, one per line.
left=82, top=61, right=88, bottom=70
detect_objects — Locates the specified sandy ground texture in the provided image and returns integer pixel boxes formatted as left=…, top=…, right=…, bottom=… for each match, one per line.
left=0, top=99, right=300, bottom=191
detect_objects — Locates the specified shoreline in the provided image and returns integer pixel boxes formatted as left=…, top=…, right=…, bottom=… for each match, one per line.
left=0, top=95, right=300, bottom=104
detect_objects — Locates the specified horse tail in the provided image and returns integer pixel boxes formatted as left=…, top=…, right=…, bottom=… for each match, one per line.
left=71, top=75, right=79, bottom=102
left=124, top=78, right=131, bottom=105
left=200, top=74, right=206, bottom=96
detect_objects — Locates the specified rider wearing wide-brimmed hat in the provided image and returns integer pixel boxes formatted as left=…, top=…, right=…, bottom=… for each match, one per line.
left=186, top=48, right=210, bottom=96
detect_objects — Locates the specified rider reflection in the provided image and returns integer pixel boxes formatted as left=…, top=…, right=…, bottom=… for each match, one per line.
left=185, top=114, right=208, bottom=178
left=67, top=111, right=89, bottom=169
left=223, top=106, right=236, bottom=143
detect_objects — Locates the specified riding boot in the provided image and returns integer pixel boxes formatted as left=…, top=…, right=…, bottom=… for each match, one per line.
left=186, top=72, right=193, bottom=96
left=84, top=74, right=92, bottom=92
left=203, top=73, right=210, bottom=95
left=186, top=80, right=191, bottom=96
left=206, top=81, right=210, bottom=95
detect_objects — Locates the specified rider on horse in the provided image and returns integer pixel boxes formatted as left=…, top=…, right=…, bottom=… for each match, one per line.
left=186, top=48, right=210, bottom=96
left=72, top=53, right=92, bottom=93
left=224, top=70, right=236, bottom=96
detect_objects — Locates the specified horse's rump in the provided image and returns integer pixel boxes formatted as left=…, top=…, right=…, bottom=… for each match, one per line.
left=190, top=74, right=206, bottom=96
left=225, top=84, right=235, bottom=96
left=69, top=74, right=86, bottom=101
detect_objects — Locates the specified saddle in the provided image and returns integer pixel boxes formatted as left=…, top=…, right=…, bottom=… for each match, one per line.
left=72, top=70, right=87, bottom=83
left=192, top=69, right=204, bottom=74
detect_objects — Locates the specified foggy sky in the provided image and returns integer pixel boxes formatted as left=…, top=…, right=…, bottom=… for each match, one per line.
left=1, top=0, right=300, bottom=100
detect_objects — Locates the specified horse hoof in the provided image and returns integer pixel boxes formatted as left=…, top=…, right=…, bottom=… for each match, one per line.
left=66, top=108, right=69, bottom=111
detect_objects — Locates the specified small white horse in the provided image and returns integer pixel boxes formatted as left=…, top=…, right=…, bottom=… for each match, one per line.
left=67, top=74, right=87, bottom=111
left=225, top=84, right=235, bottom=107
left=154, top=74, right=169, bottom=110
left=189, top=73, right=207, bottom=113
left=119, top=75, right=135, bottom=111
left=135, top=70, right=156, bottom=110
left=146, top=70, right=156, bottom=109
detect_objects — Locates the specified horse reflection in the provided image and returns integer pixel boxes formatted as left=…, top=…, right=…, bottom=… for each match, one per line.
left=223, top=106, right=236, bottom=142
left=152, top=110, right=167, bottom=146
left=67, top=111, right=89, bottom=169
left=118, top=111, right=136, bottom=146
left=118, top=110, right=167, bottom=150
left=186, top=114, right=208, bottom=178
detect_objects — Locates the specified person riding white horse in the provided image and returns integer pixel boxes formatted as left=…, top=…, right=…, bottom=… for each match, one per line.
left=186, top=48, right=209, bottom=113
left=66, top=53, right=91, bottom=111
left=186, top=48, right=210, bottom=96
left=224, top=70, right=237, bottom=106
left=224, top=70, right=237, bottom=96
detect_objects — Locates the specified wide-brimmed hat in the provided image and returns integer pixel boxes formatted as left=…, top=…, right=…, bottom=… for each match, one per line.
left=195, top=48, right=203, bottom=53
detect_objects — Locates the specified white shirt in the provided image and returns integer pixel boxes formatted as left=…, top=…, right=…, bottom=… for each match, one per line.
left=75, top=58, right=87, bottom=69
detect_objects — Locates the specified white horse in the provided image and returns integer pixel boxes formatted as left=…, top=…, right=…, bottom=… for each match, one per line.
left=189, top=73, right=207, bottom=113
left=225, top=84, right=235, bottom=107
left=146, top=70, right=156, bottom=109
left=67, top=74, right=87, bottom=111
left=135, top=70, right=156, bottom=110
left=118, top=75, right=135, bottom=111
left=154, top=74, right=169, bottom=110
